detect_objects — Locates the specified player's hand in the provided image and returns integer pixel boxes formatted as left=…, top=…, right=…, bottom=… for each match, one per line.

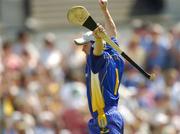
left=99, top=0, right=108, bottom=11
left=93, top=24, right=106, bottom=39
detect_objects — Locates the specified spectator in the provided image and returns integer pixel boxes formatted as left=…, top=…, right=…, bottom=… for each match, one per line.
left=125, top=34, right=146, bottom=67
left=1, top=41, right=22, bottom=70
left=167, top=23, right=180, bottom=69
left=145, top=24, right=168, bottom=71
left=40, top=33, right=62, bottom=70
left=131, top=19, right=152, bottom=51
left=40, top=33, right=65, bottom=84
left=13, top=31, right=39, bottom=69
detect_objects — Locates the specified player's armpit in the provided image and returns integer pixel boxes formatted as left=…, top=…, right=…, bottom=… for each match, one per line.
left=91, top=54, right=107, bottom=73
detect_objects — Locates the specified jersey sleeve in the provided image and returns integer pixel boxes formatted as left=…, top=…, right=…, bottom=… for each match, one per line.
left=111, top=37, right=119, bottom=46
left=105, top=37, right=119, bottom=49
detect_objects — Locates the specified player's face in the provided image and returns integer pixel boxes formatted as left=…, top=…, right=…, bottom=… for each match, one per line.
left=82, top=42, right=91, bottom=55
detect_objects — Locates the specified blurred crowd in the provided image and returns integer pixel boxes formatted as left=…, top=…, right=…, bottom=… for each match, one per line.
left=0, top=19, right=180, bottom=134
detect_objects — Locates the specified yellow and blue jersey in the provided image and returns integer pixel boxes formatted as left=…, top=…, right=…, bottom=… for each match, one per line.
left=85, top=37, right=125, bottom=133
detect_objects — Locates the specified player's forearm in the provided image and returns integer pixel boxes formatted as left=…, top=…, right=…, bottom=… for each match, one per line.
left=93, top=38, right=104, bottom=56
left=102, top=9, right=117, bottom=37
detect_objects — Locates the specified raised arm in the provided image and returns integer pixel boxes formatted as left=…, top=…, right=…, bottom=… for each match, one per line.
left=99, top=0, right=117, bottom=38
left=93, top=24, right=105, bottom=56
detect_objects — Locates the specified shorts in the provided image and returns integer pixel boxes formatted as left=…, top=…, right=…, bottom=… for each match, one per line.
left=88, top=107, right=124, bottom=134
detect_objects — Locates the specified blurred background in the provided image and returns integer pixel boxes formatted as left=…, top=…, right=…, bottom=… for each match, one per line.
left=0, top=0, right=180, bottom=134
